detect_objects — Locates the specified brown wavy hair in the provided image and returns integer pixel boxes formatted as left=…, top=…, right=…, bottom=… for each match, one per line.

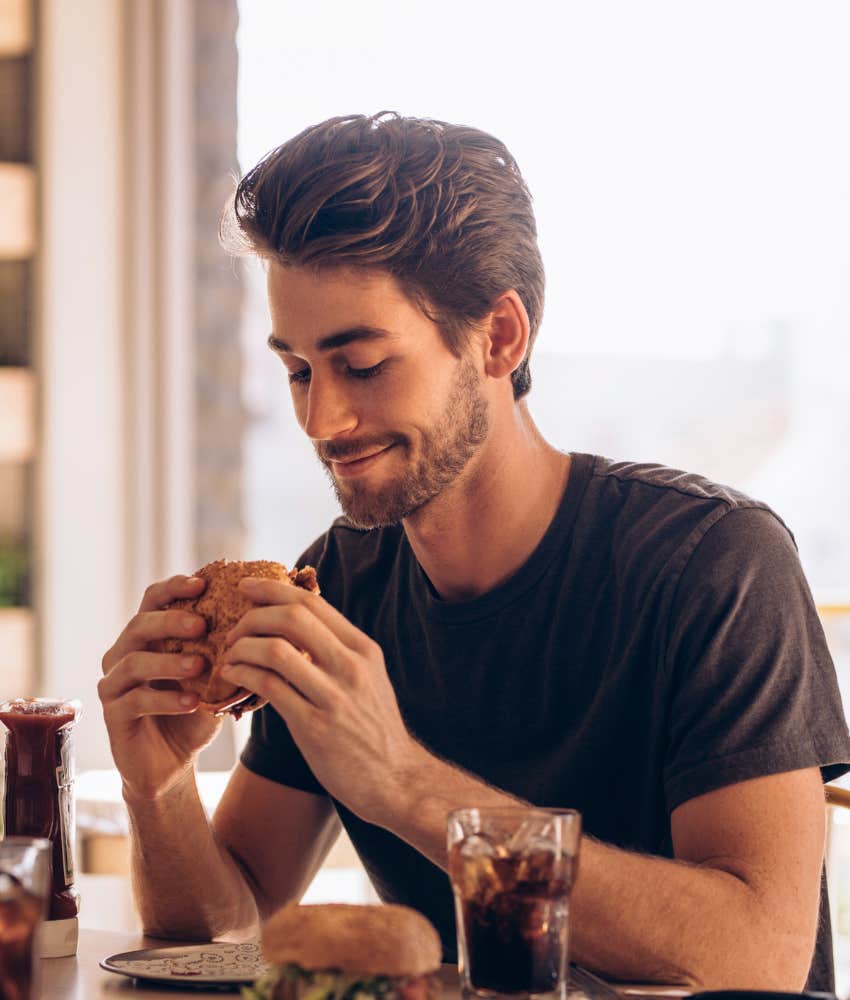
left=222, top=112, right=545, bottom=399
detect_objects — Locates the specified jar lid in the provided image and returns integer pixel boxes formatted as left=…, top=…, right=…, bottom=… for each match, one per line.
left=37, top=916, right=79, bottom=958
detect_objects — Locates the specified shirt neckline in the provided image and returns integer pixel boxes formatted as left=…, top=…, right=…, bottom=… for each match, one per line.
left=406, top=452, right=595, bottom=624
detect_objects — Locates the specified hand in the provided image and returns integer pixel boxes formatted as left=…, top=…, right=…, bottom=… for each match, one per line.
left=220, top=577, right=427, bottom=823
left=99, top=575, right=223, bottom=801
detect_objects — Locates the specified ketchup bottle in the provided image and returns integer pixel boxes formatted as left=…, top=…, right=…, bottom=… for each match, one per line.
left=0, top=698, right=81, bottom=957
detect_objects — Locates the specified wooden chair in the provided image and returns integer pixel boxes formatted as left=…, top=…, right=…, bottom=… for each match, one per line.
left=825, top=784, right=850, bottom=988
left=827, top=784, right=850, bottom=811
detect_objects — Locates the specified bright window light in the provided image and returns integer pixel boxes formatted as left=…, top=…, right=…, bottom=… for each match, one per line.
left=236, top=0, right=850, bottom=593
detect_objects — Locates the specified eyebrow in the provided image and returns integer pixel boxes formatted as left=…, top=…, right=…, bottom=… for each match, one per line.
left=267, top=326, right=394, bottom=355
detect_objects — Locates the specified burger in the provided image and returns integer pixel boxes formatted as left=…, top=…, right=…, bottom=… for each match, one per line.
left=244, top=902, right=443, bottom=1000
left=156, top=558, right=319, bottom=718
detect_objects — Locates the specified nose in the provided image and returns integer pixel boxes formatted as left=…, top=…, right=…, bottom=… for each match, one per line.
left=299, top=372, right=358, bottom=442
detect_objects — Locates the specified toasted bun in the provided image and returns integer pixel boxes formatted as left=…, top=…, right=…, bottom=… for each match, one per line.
left=157, top=559, right=319, bottom=717
left=261, top=903, right=442, bottom=977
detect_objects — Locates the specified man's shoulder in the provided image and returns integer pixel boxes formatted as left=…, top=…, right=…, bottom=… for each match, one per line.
left=586, top=454, right=767, bottom=512
left=573, top=453, right=794, bottom=574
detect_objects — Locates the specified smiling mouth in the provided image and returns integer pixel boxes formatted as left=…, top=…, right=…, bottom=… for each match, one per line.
left=328, top=445, right=395, bottom=478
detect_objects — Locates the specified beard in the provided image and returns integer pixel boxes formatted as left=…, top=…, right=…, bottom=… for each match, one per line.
left=315, top=359, right=490, bottom=529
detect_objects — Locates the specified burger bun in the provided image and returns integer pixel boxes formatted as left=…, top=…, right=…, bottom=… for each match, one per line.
left=156, top=559, right=319, bottom=717
left=261, top=903, right=441, bottom=977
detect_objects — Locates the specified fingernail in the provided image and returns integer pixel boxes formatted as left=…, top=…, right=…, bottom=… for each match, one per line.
left=187, top=576, right=203, bottom=584
left=181, top=656, right=199, bottom=673
left=179, top=694, right=196, bottom=707
left=239, top=577, right=258, bottom=589
left=220, top=664, right=235, bottom=678
left=183, top=615, right=201, bottom=631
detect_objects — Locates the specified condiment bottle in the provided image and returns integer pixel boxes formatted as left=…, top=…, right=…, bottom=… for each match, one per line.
left=0, top=698, right=81, bottom=957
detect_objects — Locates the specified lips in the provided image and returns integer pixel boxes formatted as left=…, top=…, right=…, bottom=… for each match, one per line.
left=329, top=444, right=395, bottom=478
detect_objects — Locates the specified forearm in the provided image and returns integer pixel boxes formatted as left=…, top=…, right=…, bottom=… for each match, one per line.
left=568, top=836, right=804, bottom=990
left=125, top=771, right=259, bottom=941
left=381, top=752, right=811, bottom=990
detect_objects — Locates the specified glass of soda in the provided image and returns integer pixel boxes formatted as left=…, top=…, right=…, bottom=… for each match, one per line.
left=0, top=838, right=51, bottom=1000
left=448, top=807, right=581, bottom=1000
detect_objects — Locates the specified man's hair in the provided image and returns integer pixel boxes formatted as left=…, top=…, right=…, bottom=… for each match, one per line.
left=222, top=112, right=545, bottom=399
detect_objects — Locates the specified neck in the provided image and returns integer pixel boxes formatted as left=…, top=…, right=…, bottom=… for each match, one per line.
left=402, top=400, right=571, bottom=602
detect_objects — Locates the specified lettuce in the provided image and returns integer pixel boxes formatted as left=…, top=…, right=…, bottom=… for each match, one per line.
left=243, top=964, right=394, bottom=1000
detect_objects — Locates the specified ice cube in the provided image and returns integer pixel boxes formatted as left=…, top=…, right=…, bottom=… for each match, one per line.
left=515, top=837, right=559, bottom=885
left=452, top=834, right=500, bottom=899
left=506, top=817, right=553, bottom=854
left=457, top=833, right=498, bottom=860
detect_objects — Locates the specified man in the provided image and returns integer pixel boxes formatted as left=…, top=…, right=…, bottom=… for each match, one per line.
left=99, top=113, right=850, bottom=990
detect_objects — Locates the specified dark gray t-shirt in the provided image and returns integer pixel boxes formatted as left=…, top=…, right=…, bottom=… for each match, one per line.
left=241, top=453, right=850, bottom=989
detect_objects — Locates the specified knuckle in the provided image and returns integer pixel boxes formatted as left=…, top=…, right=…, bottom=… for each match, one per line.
left=341, top=655, right=364, bottom=690
left=322, top=687, right=344, bottom=720
left=276, top=603, right=300, bottom=629
left=128, top=611, right=147, bottom=635
left=270, top=638, right=292, bottom=668
left=101, top=647, right=116, bottom=675
left=120, top=687, right=143, bottom=717
left=362, top=635, right=381, bottom=658
left=126, top=686, right=157, bottom=717
left=289, top=603, right=311, bottom=627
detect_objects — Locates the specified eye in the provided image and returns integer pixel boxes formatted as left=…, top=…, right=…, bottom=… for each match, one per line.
left=287, top=368, right=311, bottom=386
left=346, top=361, right=387, bottom=379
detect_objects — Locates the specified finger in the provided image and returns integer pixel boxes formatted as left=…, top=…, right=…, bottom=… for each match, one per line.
left=218, top=659, right=318, bottom=726
left=138, top=574, right=206, bottom=614
left=99, top=651, right=206, bottom=699
left=105, top=686, right=200, bottom=724
left=225, top=604, right=350, bottom=677
left=221, top=637, right=336, bottom=708
left=237, top=577, right=373, bottom=654
left=106, top=609, right=208, bottom=668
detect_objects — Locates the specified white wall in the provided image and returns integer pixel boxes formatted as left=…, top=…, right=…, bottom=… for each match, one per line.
left=37, top=0, right=195, bottom=770
left=38, top=0, right=128, bottom=770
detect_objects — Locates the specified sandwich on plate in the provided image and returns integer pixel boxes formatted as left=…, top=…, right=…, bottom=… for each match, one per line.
left=244, top=902, right=442, bottom=1000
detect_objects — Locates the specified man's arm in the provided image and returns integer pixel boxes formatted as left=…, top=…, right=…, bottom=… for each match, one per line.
left=220, top=577, right=827, bottom=988
left=386, top=757, right=824, bottom=989
left=127, top=764, right=338, bottom=939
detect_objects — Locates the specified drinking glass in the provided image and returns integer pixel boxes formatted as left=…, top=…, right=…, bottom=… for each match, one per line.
left=0, top=837, right=51, bottom=1000
left=448, top=807, right=582, bottom=1000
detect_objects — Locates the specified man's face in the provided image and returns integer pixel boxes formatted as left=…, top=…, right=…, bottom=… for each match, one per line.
left=266, top=262, right=490, bottom=528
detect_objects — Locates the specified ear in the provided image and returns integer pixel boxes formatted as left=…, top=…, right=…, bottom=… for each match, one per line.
left=480, top=290, right=530, bottom=381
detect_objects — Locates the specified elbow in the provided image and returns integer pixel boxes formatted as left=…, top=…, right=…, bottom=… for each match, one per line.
left=140, top=919, right=213, bottom=942
left=141, top=918, right=260, bottom=943
left=684, top=937, right=813, bottom=992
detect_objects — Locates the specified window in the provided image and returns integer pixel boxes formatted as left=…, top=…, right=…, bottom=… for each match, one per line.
left=237, top=1, right=850, bottom=596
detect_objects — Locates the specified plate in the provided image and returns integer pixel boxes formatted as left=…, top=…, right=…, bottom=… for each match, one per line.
left=100, top=941, right=269, bottom=987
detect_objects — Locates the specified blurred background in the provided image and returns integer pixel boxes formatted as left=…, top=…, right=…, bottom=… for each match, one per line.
left=1, top=0, right=849, bottom=967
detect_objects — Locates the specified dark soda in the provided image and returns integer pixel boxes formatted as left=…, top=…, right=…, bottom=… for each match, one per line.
left=450, top=843, right=575, bottom=995
left=0, top=875, right=43, bottom=1000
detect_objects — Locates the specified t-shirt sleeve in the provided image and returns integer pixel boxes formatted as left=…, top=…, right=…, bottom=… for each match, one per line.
left=239, top=699, right=326, bottom=794
left=238, top=532, right=332, bottom=796
left=662, top=505, right=850, bottom=812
